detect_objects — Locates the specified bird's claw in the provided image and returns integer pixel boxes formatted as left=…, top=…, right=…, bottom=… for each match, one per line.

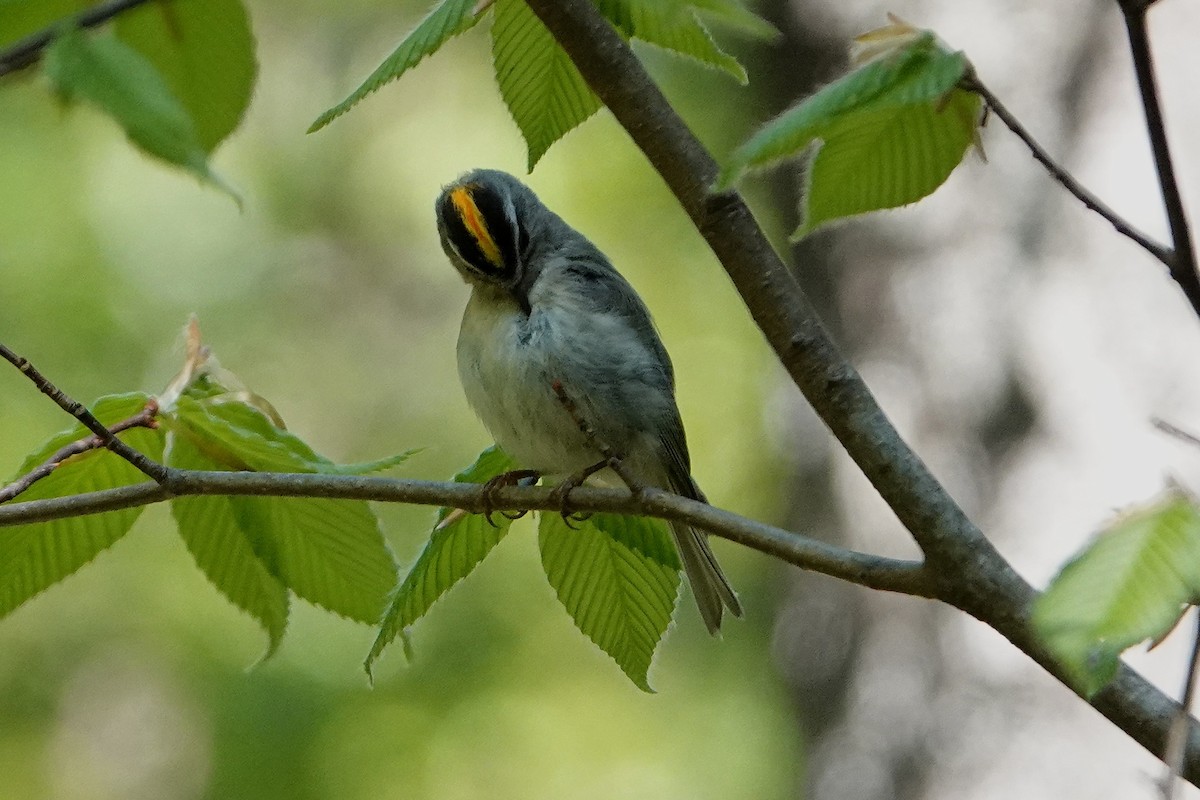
left=480, top=469, right=540, bottom=527
left=548, top=479, right=590, bottom=529
left=548, top=459, right=607, bottom=529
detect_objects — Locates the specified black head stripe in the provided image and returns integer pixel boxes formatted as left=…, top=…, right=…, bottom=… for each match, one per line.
left=439, top=191, right=497, bottom=277
left=438, top=183, right=518, bottom=281
left=466, top=183, right=518, bottom=273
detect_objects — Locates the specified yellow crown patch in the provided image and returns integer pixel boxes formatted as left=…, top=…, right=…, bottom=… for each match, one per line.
left=450, top=186, right=504, bottom=269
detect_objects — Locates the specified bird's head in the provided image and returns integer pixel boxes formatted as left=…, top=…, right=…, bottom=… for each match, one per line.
left=435, top=169, right=533, bottom=294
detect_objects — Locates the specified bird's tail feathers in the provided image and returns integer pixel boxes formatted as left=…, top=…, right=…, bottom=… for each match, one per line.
left=669, top=521, right=742, bottom=635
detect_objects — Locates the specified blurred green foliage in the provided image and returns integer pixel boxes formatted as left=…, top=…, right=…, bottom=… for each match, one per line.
left=0, top=0, right=797, bottom=797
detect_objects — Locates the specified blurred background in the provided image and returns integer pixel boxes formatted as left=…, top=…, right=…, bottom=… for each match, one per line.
left=2, top=0, right=1199, bottom=797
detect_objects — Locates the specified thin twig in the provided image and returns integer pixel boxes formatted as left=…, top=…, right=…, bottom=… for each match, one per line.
left=1153, top=418, right=1200, bottom=449
left=1119, top=1, right=1200, bottom=320
left=0, top=343, right=168, bottom=483
left=1161, top=611, right=1200, bottom=799
left=0, top=401, right=160, bottom=504
left=0, top=0, right=156, bottom=78
left=962, top=71, right=1176, bottom=271
left=0, top=470, right=935, bottom=597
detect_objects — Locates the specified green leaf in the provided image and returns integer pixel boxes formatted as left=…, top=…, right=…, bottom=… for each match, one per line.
left=0, top=393, right=164, bottom=618
left=328, top=449, right=422, bottom=476
left=1033, top=494, right=1200, bottom=697
left=596, top=0, right=747, bottom=83
left=492, top=0, right=601, bottom=170
left=171, top=395, right=328, bottom=472
left=229, top=494, right=396, bottom=624
left=0, top=0, right=89, bottom=48
left=309, top=0, right=486, bottom=133
left=114, top=0, right=257, bottom=152
left=539, top=513, right=680, bottom=691
left=688, top=0, right=779, bottom=40
left=366, top=445, right=517, bottom=677
left=167, top=395, right=399, bottom=623
left=42, top=27, right=237, bottom=198
left=172, top=394, right=417, bottom=476
left=720, top=31, right=981, bottom=236
left=168, top=433, right=289, bottom=659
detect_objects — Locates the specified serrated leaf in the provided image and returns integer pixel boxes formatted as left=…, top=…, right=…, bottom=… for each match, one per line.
left=167, top=433, right=289, bottom=658
left=796, top=87, right=980, bottom=237
left=114, top=0, right=257, bottom=152
left=172, top=395, right=328, bottom=472
left=168, top=395, right=399, bottom=623
left=0, top=393, right=164, bottom=618
left=6, top=393, right=155, bottom=477
left=719, top=31, right=981, bottom=236
left=43, top=27, right=238, bottom=199
left=596, top=0, right=746, bottom=83
left=539, top=513, right=680, bottom=691
left=229, top=494, right=396, bottom=624
left=492, top=0, right=601, bottom=170
left=173, top=394, right=416, bottom=477
left=366, top=445, right=517, bottom=676
left=329, top=449, right=422, bottom=476
left=309, top=0, right=486, bottom=133
left=1033, top=494, right=1200, bottom=697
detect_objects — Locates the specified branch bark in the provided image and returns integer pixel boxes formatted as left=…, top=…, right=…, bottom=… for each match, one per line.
left=0, top=471, right=933, bottom=597
left=0, top=0, right=155, bottom=78
left=521, top=0, right=1200, bottom=784
left=0, top=401, right=160, bottom=503
left=963, top=72, right=1176, bottom=271
left=1119, top=0, right=1199, bottom=316
left=0, top=343, right=168, bottom=484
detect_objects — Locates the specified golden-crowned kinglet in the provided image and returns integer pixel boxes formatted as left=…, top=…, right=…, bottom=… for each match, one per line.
left=435, top=169, right=741, bottom=633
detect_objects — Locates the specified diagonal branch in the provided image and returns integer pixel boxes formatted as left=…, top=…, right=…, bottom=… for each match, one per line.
left=0, top=400, right=160, bottom=503
left=1162, top=612, right=1200, bottom=799
left=0, top=471, right=934, bottom=597
left=963, top=72, right=1176, bottom=271
left=0, top=0, right=155, bottom=78
left=1119, top=0, right=1199, bottom=318
left=0, top=343, right=168, bottom=484
left=519, top=0, right=1200, bottom=784
left=519, top=0, right=996, bottom=587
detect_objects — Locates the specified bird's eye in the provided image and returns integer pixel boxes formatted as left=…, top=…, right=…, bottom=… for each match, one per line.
left=439, top=184, right=518, bottom=280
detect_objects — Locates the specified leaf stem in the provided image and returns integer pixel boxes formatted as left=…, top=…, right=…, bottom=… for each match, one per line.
left=0, top=343, right=169, bottom=484
left=962, top=71, right=1176, bottom=272
left=0, top=0, right=156, bottom=78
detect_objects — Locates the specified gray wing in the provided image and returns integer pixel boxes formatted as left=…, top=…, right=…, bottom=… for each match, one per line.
left=547, top=256, right=742, bottom=632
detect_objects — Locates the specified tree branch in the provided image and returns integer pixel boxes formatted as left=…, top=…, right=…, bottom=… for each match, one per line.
left=0, top=343, right=169, bottom=484
left=1162, top=612, right=1200, bottom=799
left=522, top=0, right=993, bottom=576
left=963, top=71, right=1176, bottom=272
left=0, top=470, right=934, bottom=597
left=1119, top=0, right=1199, bottom=317
left=0, top=401, right=160, bottom=504
left=520, top=0, right=1200, bottom=784
left=0, top=0, right=156, bottom=78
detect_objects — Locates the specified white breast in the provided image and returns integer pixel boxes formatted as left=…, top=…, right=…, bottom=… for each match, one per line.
left=456, top=287, right=597, bottom=475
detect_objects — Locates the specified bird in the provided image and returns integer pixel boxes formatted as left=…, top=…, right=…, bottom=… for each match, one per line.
left=435, top=168, right=742, bottom=634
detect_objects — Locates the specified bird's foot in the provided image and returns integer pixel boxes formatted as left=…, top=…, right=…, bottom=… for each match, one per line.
left=480, top=469, right=541, bottom=527
left=548, top=459, right=608, bottom=529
